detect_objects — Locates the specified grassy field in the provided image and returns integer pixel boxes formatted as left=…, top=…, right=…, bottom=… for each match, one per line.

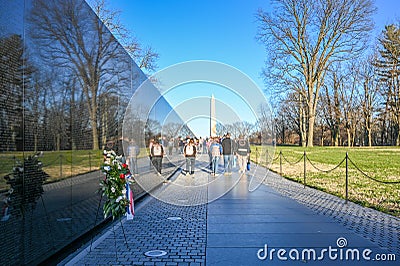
left=250, top=145, right=400, bottom=217
left=0, top=150, right=104, bottom=190
left=0, top=148, right=152, bottom=191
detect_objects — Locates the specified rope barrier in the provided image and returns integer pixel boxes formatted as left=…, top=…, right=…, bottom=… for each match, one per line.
left=281, top=153, right=304, bottom=165
left=266, top=151, right=280, bottom=162
left=63, top=156, right=74, bottom=164
left=274, top=150, right=400, bottom=185
left=347, top=157, right=400, bottom=184
left=306, top=155, right=346, bottom=173
left=272, top=155, right=280, bottom=162
left=41, top=157, right=61, bottom=167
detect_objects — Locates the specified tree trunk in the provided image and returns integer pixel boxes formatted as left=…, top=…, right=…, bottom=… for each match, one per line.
left=86, top=84, right=99, bottom=151
left=88, top=95, right=99, bottom=150
left=351, top=127, right=356, bottom=147
left=365, top=118, right=372, bottom=147
left=320, top=126, right=324, bottom=146
left=307, top=115, right=315, bottom=147
left=368, top=130, right=372, bottom=147
left=397, top=114, right=400, bottom=146
left=347, top=128, right=351, bottom=147
left=332, top=128, right=339, bottom=146
left=299, top=107, right=307, bottom=147
left=334, top=135, right=339, bottom=146
left=56, top=133, right=60, bottom=151
left=91, top=119, right=99, bottom=150
left=101, top=97, right=108, bottom=149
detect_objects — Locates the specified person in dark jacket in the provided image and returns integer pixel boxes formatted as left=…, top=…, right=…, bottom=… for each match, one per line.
left=221, top=133, right=236, bottom=175
left=236, top=134, right=251, bottom=174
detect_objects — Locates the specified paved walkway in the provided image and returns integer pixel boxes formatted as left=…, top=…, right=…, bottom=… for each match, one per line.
left=60, top=158, right=399, bottom=266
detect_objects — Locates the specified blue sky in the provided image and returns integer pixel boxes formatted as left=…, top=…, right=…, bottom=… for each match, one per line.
left=102, top=0, right=400, bottom=137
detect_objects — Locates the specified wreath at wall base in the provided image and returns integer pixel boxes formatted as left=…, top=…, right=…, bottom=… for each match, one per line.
left=99, top=150, right=133, bottom=220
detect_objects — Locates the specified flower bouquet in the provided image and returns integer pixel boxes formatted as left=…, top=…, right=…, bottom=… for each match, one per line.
left=99, top=149, right=134, bottom=219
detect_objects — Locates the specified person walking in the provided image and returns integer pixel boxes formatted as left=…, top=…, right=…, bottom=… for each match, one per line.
left=221, top=133, right=235, bottom=175
left=207, top=137, right=214, bottom=169
left=183, top=138, right=197, bottom=175
left=209, top=137, right=222, bottom=176
left=150, top=139, right=164, bottom=175
left=178, top=137, right=184, bottom=154
left=127, top=139, right=140, bottom=176
left=168, top=138, right=174, bottom=155
left=236, top=134, right=251, bottom=174
left=148, top=138, right=155, bottom=169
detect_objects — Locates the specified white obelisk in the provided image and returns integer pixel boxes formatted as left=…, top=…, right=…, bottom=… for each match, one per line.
left=210, top=94, right=216, bottom=137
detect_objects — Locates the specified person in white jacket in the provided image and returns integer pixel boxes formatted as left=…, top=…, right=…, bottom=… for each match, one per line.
left=183, top=138, right=197, bottom=175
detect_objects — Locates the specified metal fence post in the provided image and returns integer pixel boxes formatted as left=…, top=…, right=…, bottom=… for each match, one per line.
left=266, top=149, right=269, bottom=167
left=303, top=151, right=306, bottom=188
left=345, top=152, right=348, bottom=204
left=279, top=151, right=282, bottom=175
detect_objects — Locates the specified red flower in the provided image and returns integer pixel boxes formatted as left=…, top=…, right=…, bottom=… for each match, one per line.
left=119, top=173, right=125, bottom=179
left=122, top=163, right=128, bottom=168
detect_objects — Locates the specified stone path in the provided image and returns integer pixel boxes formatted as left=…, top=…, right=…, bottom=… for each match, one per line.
left=60, top=158, right=399, bottom=266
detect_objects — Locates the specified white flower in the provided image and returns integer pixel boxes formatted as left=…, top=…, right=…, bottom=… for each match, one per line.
left=111, top=187, right=116, bottom=193
left=103, top=166, right=111, bottom=172
left=116, top=196, right=123, bottom=203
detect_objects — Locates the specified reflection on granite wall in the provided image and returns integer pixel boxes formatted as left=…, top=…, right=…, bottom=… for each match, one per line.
left=0, top=0, right=184, bottom=264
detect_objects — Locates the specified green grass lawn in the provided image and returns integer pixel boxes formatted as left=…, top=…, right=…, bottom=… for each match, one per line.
left=251, top=145, right=400, bottom=217
left=0, top=150, right=104, bottom=190
left=0, top=148, right=151, bottom=191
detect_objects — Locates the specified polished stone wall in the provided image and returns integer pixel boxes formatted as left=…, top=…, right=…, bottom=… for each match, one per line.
left=0, top=0, right=183, bottom=264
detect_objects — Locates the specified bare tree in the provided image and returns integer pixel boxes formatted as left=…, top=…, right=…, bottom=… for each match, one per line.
left=87, top=0, right=159, bottom=73
left=162, top=122, right=183, bottom=139
left=28, top=0, right=119, bottom=150
left=28, top=0, right=158, bottom=150
left=340, top=62, right=362, bottom=147
left=256, top=0, right=375, bottom=146
left=375, top=24, right=400, bottom=145
left=359, top=55, right=380, bottom=146
left=320, top=68, right=343, bottom=146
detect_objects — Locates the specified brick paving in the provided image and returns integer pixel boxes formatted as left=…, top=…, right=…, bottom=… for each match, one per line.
left=61, top=158, right=399, bottom=266
left=0, top=154, right=183, bottom=265
left=64, top=188, right=207, bottom=265
left=262, top=170, right=400, bottom=256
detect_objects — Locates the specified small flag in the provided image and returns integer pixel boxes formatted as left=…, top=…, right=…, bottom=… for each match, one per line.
left=125, top=182, right=134, bottom=220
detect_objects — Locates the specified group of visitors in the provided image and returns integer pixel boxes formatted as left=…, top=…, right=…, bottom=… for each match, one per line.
left=147, top=133, right=251, bottom=177
left=208, top=133, right=251, bottom=176
left=106, top=133, right=251, bottom=178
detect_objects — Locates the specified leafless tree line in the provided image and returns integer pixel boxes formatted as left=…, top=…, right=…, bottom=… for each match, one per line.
left=255, top=0, right=400, bottom=147
left=0, top=0, right=158, bottom=152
